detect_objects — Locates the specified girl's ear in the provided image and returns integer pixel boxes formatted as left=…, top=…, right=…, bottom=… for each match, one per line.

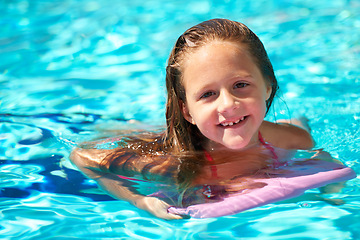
left=180, top=100, right=196, bottom=125
left=265, top=84, right=272, bottom=101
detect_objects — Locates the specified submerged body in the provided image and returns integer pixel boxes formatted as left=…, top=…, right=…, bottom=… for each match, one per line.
left=71, top=130, right=355, bottom=219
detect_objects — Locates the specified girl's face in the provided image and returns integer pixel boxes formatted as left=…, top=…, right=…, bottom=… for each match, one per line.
left=181, top=41, right=271, bottom=151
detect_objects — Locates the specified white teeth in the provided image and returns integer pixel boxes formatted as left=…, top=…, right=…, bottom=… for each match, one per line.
left=220, top=117, right=245, bottom=127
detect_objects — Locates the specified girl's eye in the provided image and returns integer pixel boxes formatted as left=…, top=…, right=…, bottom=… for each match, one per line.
left=200, top=91, right=215, bottom=99
left=234, top=82, right=248, bottom=89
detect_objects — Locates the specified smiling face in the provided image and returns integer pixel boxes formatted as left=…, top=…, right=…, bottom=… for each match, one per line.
left=181, top=41, right=272, bottom=151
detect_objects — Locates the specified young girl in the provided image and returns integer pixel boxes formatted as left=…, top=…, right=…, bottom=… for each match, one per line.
left=70, top=19, right=314, bottom=220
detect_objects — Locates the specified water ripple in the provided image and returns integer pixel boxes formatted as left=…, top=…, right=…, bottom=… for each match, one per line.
left=0, top=164, right=44, bottom=188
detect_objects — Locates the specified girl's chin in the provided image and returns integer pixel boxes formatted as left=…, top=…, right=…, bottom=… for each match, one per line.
left=207, top=139, right=250, bottom=151
left=224, top=142, right=249, bottom=150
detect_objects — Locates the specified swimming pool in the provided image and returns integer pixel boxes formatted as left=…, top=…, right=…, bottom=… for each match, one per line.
left=1, top=0, right=360, bottom=238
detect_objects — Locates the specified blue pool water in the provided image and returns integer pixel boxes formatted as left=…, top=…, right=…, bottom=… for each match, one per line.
left=1, top=0, right=360, bottom=239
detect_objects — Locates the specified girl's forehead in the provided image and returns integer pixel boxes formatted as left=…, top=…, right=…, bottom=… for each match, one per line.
left=180, top=40, right=265, bottom=83
left=182, top=41, right=254, bottom=72
left=184, top=43, right=261, bottom=81
left=182, top=41, right=252, bottom=67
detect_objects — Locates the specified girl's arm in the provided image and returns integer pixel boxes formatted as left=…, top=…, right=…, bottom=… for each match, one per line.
left=70, top=148, right=183, bottom=220
left=310, top=149, right=346, bottom=194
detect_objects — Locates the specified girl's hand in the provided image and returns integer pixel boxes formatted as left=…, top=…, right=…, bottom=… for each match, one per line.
left=133, top=196, right=184, bottom=220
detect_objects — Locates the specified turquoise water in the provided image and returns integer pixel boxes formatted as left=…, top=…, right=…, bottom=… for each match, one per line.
left=1, top=0, right=360, bottom=239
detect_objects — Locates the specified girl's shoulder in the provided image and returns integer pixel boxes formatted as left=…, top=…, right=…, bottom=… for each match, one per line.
left=260, top=120, right=314, bottom=150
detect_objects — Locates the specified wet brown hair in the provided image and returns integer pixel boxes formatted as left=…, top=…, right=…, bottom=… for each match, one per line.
left=164, top=18, right=278, bottom=153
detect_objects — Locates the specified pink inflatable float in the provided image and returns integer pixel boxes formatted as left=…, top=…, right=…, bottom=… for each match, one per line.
left=168, top=159, right=356, bottom=218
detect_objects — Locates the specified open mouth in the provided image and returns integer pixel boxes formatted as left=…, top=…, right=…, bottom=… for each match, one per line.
left=219, top=116, right=248, bottom=127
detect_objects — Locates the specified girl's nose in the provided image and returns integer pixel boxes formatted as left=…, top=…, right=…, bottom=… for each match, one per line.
left=217, top=90, right=238, bottom=113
